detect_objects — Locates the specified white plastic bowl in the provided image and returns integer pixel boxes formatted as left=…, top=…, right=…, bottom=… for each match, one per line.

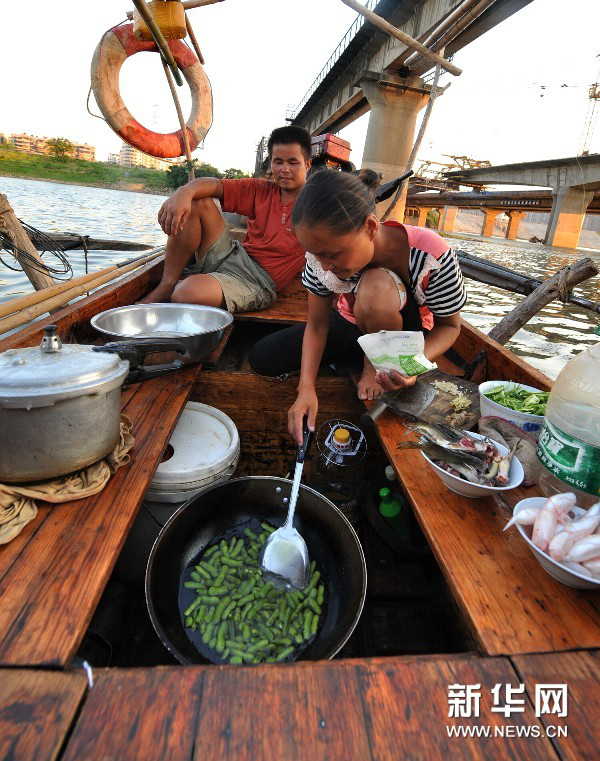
left=420, top=432, right=524, bottom=499
left=512, top=497, right=600, bottom=590
left=479, top=381, right=545, bottom=439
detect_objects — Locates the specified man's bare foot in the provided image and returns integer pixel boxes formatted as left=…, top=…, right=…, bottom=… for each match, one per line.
left=139, top=282, right=175, bottom=304
left=357, top=362, right=384, bottom=400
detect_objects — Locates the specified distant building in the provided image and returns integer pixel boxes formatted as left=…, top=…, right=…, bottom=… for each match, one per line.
left=73, top=143, right=96, bottom=161
left=117, top=143, right=173, bottom=171
left=10, top=133, right=35, bottom=152
left=8, top=133, right=96, bottom=161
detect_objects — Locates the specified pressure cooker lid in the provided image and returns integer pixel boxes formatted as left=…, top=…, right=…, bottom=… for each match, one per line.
left=0, top=325, right=129, bottom=408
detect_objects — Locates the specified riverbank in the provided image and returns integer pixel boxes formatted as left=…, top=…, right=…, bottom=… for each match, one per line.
left=0, top=145, right=170, bottom=195
left=0, top=173, right=169, bottom=196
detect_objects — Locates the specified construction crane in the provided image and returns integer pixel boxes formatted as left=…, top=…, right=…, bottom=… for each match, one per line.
left=581, top=77, right=600, bottom=155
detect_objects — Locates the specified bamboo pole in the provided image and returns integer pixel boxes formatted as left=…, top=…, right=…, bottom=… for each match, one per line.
left=0, top=194, right=55, bottom=291
left=131, top=0, right=183, bottom=86
left=339, top=0, right=462, bottom=76
left=0, top=249, right=165, bottom=320
left=0, top=249, right=165, bottom=336
left=185, top=11, right=205, bottom=64
left=161, top=58, right=195, bottom=181
left=488, top=258, right=599, bottom=345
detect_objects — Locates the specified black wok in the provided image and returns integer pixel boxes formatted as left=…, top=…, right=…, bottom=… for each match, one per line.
left=146, top=476, right=367, bottom=664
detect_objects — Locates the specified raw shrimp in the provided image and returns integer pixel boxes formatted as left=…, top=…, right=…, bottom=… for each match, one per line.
left=583, top=557, right=600, bottom=579
left=566, top=534, right=600, bottom=564
left=548, top=503, right=600, bottom=562
left=503, top=506, right=540, bottom=532
left=531, top=493, right=576, bottom=553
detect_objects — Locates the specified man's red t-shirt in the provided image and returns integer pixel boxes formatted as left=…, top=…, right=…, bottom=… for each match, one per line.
left=221, top=178, right=305, bottom=291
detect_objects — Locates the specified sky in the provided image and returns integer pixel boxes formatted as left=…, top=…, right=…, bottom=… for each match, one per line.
left=1, top=0, right=599, bottom=174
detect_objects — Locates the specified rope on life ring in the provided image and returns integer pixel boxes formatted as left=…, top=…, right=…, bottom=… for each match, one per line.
left=90, top=23, right=212, bottom=159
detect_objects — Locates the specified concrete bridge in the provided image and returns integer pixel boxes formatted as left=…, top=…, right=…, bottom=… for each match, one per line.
left=291, top=0, right=533, bottom=216
left=443, top=154, right=600, bottom=247
left=406, top=187, right=600, bottom=244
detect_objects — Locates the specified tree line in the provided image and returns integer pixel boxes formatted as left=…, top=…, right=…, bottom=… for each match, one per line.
left=44, top=138, right=249, bottom=189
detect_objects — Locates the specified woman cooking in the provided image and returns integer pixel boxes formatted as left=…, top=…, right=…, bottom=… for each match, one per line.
left=248, top=170, right=467, bottom=443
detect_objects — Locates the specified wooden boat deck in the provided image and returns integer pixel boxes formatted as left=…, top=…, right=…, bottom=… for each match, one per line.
left=236, top=277, right=600, bottom=656
left=3, top=650, right=597, bottom=761
left=1, top=258, right=599, bottom=758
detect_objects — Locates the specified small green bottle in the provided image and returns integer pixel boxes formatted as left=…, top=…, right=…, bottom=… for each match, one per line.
left=378, top=487, right=404, bottom=533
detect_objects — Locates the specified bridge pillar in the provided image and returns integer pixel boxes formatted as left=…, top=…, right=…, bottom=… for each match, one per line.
left=506, top=210, right=526, bottom=240
left=416, top=207, right=430, bottom=227
left=440, top=206, right=459, bottom=233
left=482, top=209, right=502, bottom=237
left=360, top=72, right=429, bottom=221
left=545, top=187, right=594, bottom=248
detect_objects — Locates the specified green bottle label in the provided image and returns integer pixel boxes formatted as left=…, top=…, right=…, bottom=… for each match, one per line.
left=537, top=419, right=600, bottom=495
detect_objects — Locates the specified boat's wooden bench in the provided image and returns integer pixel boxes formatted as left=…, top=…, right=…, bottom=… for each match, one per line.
left=237, top=277, right=308, bottom=325
left=0, top=259, right=232, bottom=667
left=5, top=651, right=594, bottom=761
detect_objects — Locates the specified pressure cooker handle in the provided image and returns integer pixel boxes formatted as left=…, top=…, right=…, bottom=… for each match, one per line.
left=93, top=338, right=187, bottom=383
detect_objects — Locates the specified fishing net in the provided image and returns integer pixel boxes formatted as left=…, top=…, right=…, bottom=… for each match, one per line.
left=0, top=218, right=73, bottom=280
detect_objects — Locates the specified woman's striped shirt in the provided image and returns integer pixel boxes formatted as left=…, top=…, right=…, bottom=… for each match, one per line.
left=301, top=222, right=467, bottom=329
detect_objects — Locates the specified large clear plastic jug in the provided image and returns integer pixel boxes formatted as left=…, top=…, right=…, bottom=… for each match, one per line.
left=307, top=419, right=367, bottom=525
left=537, top=343, right=600, bottom=507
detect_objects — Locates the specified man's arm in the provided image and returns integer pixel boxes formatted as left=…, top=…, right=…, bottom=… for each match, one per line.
left=158, top=177, right=225, bottom=236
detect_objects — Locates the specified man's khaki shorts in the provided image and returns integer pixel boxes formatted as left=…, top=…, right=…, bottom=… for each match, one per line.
left=185, top=228, right=277, bottom=313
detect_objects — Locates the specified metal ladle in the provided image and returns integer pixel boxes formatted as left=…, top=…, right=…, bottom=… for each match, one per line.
left=260, top=421, right=312, bottom=589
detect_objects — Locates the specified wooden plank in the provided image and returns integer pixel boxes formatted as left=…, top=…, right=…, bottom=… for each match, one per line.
left=374, top=412, right=600, bottom=656
left=356, top=653, right=555, bottom=761
left=456, top=320, right=552, bottom=390
left=61, top=655, right=558, bottom=761
left=237, top=278, right=307, bottom=324
left=61, top=667, right=204, bottom=761
left=0, top=365, right=200, bottom=666
left=0, top=258, right=163, bottom=352
left=192, top=371, right=364, bottom=476
left=193, top=660, right=372, bottom=761
left=0, top=669, right=87, bottom=761
left=512, top=651, right=600, bottom=761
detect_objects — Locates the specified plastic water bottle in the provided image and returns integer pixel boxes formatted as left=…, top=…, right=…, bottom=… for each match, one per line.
left=537, top=343, right=600, bottom=507
left=309, top=419, right=367, bottom=525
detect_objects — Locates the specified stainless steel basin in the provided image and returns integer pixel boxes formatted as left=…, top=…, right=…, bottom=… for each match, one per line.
left=91, top=304, right=233, bottom=363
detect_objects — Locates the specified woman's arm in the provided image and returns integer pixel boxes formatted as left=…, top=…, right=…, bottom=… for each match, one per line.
left=288, top=293, right=333, bottom=444
left=423, top=312, right=461, bottom=360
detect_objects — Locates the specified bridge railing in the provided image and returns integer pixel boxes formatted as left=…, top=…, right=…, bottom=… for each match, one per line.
left=290, top=0, right=378, bottom=120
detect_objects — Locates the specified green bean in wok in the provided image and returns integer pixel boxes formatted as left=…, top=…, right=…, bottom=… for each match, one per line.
left=182, top=523, right=325, bottom=664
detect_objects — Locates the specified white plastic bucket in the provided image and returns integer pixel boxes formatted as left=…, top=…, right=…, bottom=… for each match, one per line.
left=147, top=402, right=239, bottom=504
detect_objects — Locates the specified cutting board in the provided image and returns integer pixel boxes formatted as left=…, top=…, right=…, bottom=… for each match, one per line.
left=368, top=370, right=481, bottom=429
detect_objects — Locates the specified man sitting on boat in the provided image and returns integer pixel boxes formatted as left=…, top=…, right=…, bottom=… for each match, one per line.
left=141, top=126, right=311, bottom=311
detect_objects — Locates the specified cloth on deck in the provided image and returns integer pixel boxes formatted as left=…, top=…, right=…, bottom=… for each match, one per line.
left=0, top=415, right=134, bottom=544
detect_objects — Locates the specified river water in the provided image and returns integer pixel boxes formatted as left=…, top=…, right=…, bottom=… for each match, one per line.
left=1, top=176, right=599, bottom=379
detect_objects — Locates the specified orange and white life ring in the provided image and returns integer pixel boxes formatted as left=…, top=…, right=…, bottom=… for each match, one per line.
left=91, top=23, right=212, bottom=159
